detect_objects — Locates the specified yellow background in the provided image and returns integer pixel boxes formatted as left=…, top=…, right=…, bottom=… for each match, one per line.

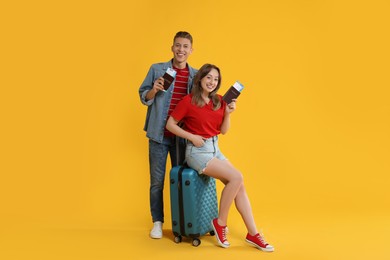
left=1, top=0, right=389, bottom=259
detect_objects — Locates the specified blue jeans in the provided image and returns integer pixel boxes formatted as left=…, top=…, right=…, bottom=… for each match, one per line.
left=148, top=136, right=185, bottom=223
left=186, top=136, right=227, bottom=174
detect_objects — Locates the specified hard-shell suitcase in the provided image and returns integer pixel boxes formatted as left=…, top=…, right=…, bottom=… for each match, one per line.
left=169, top=165, right=218, bottom=246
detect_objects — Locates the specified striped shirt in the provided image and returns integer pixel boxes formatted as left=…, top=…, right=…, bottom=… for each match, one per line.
left=164, top=66, right=190, bottom=136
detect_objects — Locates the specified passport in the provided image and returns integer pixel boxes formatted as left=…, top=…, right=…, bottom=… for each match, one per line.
left=162, top=67, right=177, bottom=91
left=222, top=81, right=245, bottom=104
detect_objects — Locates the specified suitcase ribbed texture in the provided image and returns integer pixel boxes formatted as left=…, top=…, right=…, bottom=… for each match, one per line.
left=170, top=166, right=218, bottom=241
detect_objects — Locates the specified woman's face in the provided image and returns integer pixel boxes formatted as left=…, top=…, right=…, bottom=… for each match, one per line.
left=200, top=68, right=219, bottom=95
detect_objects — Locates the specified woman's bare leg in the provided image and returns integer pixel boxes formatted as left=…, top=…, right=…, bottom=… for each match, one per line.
left=234, top=184, right=258, bottom=235
left=204, top=159, right=258, bottom=234
left=202, top=158, right=243, bottom=226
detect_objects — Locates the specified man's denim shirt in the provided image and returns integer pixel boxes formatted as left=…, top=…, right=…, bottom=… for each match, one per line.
left=139, top=60, right=197, bottom=143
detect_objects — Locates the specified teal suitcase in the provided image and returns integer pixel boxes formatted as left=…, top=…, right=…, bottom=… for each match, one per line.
left=169, top=165, right=218, bottom=246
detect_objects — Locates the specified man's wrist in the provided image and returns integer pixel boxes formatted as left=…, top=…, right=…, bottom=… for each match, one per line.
left=146, top=88, right=157, bottom=100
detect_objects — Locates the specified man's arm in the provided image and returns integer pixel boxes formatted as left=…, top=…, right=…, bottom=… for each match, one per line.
left=145, top=77, right=165, bottom=101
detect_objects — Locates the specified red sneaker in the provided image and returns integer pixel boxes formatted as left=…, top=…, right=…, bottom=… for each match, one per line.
left=245, top=232, right=274, bottom=252
left=211, top=218, right=230, bottom=248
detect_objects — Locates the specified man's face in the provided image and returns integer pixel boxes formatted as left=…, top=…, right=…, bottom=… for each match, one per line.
left=171, top=37, right=192, bottom=65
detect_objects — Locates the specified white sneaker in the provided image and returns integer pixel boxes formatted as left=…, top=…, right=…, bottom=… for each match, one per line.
left=150, top=221, right=163, bottom=239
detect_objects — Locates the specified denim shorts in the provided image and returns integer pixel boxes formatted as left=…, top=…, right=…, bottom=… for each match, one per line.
left=185, top=136, right=227, bottom=174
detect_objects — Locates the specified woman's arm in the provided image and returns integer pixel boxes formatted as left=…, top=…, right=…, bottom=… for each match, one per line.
left=220, top=100, right=236, bottom=134
left=220, top=113, right=230, bottom=135
left=166, top=116, right=206, bottom=147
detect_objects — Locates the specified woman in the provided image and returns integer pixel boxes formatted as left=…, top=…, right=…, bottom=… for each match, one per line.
left=166, top=63, right=274, bottom=252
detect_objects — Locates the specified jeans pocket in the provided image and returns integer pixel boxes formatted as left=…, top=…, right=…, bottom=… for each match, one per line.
left=192, top=144, right=214, bottom=154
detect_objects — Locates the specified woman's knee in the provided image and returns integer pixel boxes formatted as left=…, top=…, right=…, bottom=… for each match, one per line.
left=228, top=170, right=244, bottom=184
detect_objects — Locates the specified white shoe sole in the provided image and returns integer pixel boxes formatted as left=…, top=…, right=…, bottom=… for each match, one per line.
left=245, top=239, right=274, bottom=252
left=150, top=234, right=162, bottom=239
left=150, top=230, right=162, bottom=239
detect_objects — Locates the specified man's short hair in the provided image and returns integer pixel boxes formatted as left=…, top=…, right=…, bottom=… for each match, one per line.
left=174, top=31, right=193, bottom=44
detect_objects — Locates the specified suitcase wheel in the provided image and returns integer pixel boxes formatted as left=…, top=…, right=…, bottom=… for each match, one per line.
left=192, top=238, right=201, bottom=247
left=174, top=235, right=182, bottom=243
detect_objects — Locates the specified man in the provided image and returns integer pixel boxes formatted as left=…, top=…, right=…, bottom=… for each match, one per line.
left=138, top=31, right=197, bottom=239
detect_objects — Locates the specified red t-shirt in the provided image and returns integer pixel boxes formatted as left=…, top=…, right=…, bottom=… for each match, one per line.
left=170, top=94, right=226, bottom=138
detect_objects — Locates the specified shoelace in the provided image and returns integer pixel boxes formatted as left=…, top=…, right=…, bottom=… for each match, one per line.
left=221, top=227, right=227, bottom=242
left=255, top=233, right=267, bottom=245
